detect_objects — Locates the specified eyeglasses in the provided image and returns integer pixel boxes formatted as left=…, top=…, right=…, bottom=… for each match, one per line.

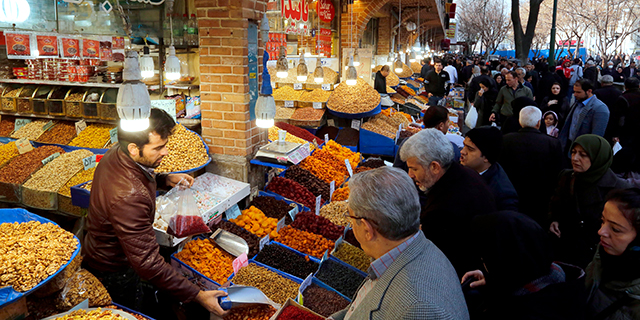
left=343, top=211, right=378, bottom=226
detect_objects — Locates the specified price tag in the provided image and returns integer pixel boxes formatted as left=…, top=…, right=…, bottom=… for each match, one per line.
left=333, top=236, right=343, bottom=253
left=324, top=133, right=329, bottom=144
left=110, top=127, right=118, bottom=144
left=351, top=119, right=361, bottom=130
left=15, top=138, right=33, bottom=154
left=327, top=119, right=335, bottom=127
left=75, top=120, right=87, bottom=135
left=289, top=205, right=299, bottom=220
left=312, top=102, right=322, bottom=109
left=284, top=100, right=294, bottom=108
left=321, top=84, right=331, bottom=91
left=42, top=121, right=55, bottom=131
left=299, top=273, right=313, bottom=296
left=330, top=181, right=335, bottom=200
left=277, top=217, right=285, bottom=232
left=411, top=115, right=415, bottom=123
left=82, top=155, right=97, bottom=170
left=267, top=170, right=275, bottom=183
left=259, top=234, right=270, bottom=251
left=225, top=204, right=242, bottom=220
left=293, top=83, right=303, bottom=90
left=232, top=253, right=249, bottom=275
left=345, top=159, right=353, bottom=177
left=315, top=195, right=321, bottom=215
left=41, top=152, right=60, bottom=165
left=395, top=124, right=402, bottom=143
left=14, top=118, right=31, bottom=132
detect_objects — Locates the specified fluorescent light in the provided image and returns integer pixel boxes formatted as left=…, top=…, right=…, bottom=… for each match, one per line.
left=120, top=118, right=150, bottom=132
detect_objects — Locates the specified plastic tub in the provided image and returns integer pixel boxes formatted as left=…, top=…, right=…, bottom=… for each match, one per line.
left=47, top=87, right=71, bottom=116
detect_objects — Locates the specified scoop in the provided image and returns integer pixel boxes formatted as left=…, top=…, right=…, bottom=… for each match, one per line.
left=209, top=229, right=249, bottom=257
left=218, top=286, right=280, bottom=310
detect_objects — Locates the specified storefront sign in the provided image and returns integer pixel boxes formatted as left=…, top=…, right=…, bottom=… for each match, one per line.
left=281, top=0, right=308, bottom=22
left=317, top=0, right=334, bottom=22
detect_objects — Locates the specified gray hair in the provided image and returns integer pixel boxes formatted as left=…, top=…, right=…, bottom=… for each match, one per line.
left=600, top=75, right=614, bottom=84
left=516, top=67, right=526, bottom=75
left=519, top=106, right=542, bottom=128
left=348, top=166, right=420, bottom=240
left=472, top=66, right=481, bottom=75
left=399, top=128, right=454, bottom=170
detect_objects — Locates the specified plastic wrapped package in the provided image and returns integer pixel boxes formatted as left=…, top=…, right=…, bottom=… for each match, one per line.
left=34, top=255, right=83, bottom=298
left=162, top=183, right=211, bottom=238
left=56, top=269, right=112, bottom=310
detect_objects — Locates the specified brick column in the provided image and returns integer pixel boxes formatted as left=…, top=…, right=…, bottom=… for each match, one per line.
left=377, top=17, right=391, bottom=55
left=196, top=0, right=268, bottom=187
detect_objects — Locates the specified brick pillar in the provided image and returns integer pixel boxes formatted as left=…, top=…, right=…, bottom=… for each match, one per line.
left=196, top=0, right=267, bottom=187
left=377, top=17, right=391, bottom=55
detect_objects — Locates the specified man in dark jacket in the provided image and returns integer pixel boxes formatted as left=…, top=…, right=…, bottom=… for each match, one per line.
left=623, top=60, right=638, bottom=79
left=425, top=59, right=450, bottom=106
left=490, top=71, right=534, bottom=124
left=420, top=57, right=432, bottom=79
left=83, top=109, right=227, bottom=316
left=500, top=106, right=563, bottom=226
left=617, top=77, right=640, bottom=146
left=461, top=126, right=519, bottom=211
left=460, top=60, right=474, bottom=85
left=399, top=128, right=496, bottom=277
left=583, top=60, right=599, bottom=86
left=594, top=75, right=623, bottom=142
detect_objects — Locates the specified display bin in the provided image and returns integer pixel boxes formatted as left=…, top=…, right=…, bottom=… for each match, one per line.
left=0, top=181, right=23, bottom=203
left=81, top=88, right=105, bottom=119
left=359, top=128, right=397, bottom=156
left=57, top=194, right=83, bottom=217
left=313, top=256, right=367, bottom=298
left=271, top=241, right=322, bottom=264
left=228, top=260, right=304, bottom=288
left=20, top=185, right=59, bottom=210
left=0, top=208, right=81, bottom=308
left=298, top=276, right=352, bottom=305
left=99, top=88, right=118, bottom=120
left=70, top=181, right=90, bottom=208
left=64, top=88, right=88, bottom=118
left=1, top=85, right=23, bottom=112
left=16, top=85, right=38, bottom=113
left=275, top=100, right=298, bottom=108
left=334, top=128, right=358, bottom=153
left=269, top=298, right=324, bottom=320
left=170, top=236, right=236, bottom=291
left=47, top=86, right=71, bottom=116
left=252, top=242, right=320, bottom=282
left=110, top=302, right=156, bottom=320
left=32, top=86, right=54, bottom=114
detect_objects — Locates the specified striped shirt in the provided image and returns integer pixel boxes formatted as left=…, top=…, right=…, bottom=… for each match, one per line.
left=344, top=232, right=419, bottom=320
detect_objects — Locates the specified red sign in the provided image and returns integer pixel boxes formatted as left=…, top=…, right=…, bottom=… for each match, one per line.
left=320, top=28, right=331, bottom=36
left=557, top=40, right=584, bottom=46
left=282, top=0, right=308, bottom=22
left=317, top=0, right=334, bottom=22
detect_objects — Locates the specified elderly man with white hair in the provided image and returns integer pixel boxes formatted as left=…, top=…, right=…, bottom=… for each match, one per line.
left=500, top=106, right=563, bottom=226
left=330, top=167, right=469, bottom=320
left=399, top=128, right=496, bottom=276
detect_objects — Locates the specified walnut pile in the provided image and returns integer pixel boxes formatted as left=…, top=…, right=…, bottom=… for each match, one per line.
left=396, top=62, right=414, bottom=78
left=0, top=221, right=77, bottom=292
left=411, top=62, right=422, bottom=74
left=327, top=78, right=381, bottom=114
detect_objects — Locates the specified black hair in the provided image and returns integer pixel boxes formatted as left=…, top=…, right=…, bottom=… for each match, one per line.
left=433, top=58, right=443, bottom=65
left=606, top=188, right=640, bottom=231
left=380, top=65, right=390, bottom=72
left=118, top=108, right=176, bottom=154
left=624, top=77, right=640, bottom=90
left=574, top=78, right=594, bottom=92
left=544, top=112, right=558, bottom=125
left=494, top=73, right=503, bottom=82
left=422, top=57, right=431, bottom=64
left=480, top=66, right=490, bottom=75
left=423, top=105, right=448, bottom=128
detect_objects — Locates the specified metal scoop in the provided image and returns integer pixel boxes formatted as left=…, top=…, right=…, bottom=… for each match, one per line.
left=218, top=286, right=280, bottom=310
left=209, top=229, right=249, bottom=257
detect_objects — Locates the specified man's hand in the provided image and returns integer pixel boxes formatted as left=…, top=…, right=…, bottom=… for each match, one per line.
left=489, top=113, right=496, bottom=122
left=195, top=290, right=229, bottom=316
left=166, top=173, right=194, bottom=188
left=428, top=92, right=433, bottom=98
left=461, top=270, right=486, bottom=288
left=550, top=221, right=561, bottom=238
left=612, top=137, right=620, bottom=143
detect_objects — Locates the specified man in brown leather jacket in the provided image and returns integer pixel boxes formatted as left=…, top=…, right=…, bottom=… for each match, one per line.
left=83, top=109, right=227, bottom=317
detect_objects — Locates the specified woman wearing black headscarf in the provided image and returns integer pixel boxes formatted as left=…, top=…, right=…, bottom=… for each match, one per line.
left=500, top=96, right=536, bottom=135
left=585, top=188, right=640, bottom=319
left=472, top=78, right=499, bottom=127
left=461, top=211, right=586, bottom=320
left=549, top=135, right=631, bottom=268
left=539, top=82, right=571, bottom=129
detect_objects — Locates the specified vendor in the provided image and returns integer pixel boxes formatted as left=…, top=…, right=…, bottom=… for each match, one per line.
left=374, top=65, right=390, bottom=94
left=83, top=108, right=227, bottom=317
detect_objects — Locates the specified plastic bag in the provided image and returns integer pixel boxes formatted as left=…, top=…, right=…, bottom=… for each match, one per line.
left=465, top=105, right=478, bottom=129
left=166, top=185, right=211, bottom=238
left=34, top=255, right=83, bottom=298
left=56, top=269, right=111, bottom=310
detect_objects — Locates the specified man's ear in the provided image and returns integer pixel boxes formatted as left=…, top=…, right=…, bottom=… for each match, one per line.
left=430, top=161, right=443, bottom=176
left=362, top=219, right=377, bottom=242
left=127, top=143, right=140, bottom=158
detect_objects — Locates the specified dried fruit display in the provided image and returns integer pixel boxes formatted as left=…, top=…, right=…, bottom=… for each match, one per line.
left=319, top=201, right=349, bottom=227
left=174, top=238, right=234, bottom=284
left=155, top=124, right=209, bottom=173
left=322, top=140, right=361, bottom=168
left=332, top=242, right=370, bottom=272
left=327, top=79, right=380, bottom=114
left=0, top=118, right=14, bottom=136
left=273, top=122, right=323, bottom=145
left=231, top=264, right=300, bottom=304
left=284, top=165, right=330, bottom=201
left=275, top=226, right=335, bottom=259
left=277, top=305, right=324, bottom=320
left=290, top=107, right=324, bottom=121
left=11, top=120, right=49, bottom=140
left=268, top=126, right=317, bottom=150
left=230, top=206, right=279, bottom=239
left=315, top=258, right=366, bottom=298
left=411, top=61, right=422, bottom=74
left=37, top=122, right=77, bottom=145
left=0, top=141, right=19, bottom=168
left=290, top=211, right=344, bottom=241
left=302, top=284, right=350, bottom=317
left=254, top=244, right=319, bottom=279
left=266, top=177, right=315, bottom=209
left=332, top=186, right=350, bottom=201
left=69, top=124, right=113, bottom=148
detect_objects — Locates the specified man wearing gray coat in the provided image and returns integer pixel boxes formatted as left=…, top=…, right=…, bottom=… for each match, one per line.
left=558, top=79, right=610, bottom=155
left=330, top=167, right=469, bottom=320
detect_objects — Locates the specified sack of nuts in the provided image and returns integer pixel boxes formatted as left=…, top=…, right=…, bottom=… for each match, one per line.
left=56, top=269, right=112, bottom=310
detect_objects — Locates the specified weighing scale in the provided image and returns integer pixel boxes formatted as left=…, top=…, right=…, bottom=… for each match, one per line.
left=254, top=141, right=310, bottom=165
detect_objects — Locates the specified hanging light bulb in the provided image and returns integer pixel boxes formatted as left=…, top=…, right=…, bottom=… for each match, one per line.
left=409, top=51, right=416, bottom=63
left=385, top=52, right=394, bottom=66
left=164, top=46, right=181, bottom=81
left=276, top=46, right=289, bottom=78
left=256, top=16, right=276, bottom=128
left=345, top=56, right=358, bottom=86
left=353, top=49, right=360, bottom=67
left=313, top=57, right=324, bottom=83
left=297, top=50, right=308, bottom=82
left=117, top=51, right=151, bottom=132
left=394, top=56, right=403, bottom=73
left=139, top=46, right=154, bottom=79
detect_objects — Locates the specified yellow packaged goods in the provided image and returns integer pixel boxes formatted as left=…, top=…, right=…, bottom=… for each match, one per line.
left=155, top=124, right=209, bottom=173
left=0, top=141, right=19, bottom=167
left=267, top=126, right=317, bottom=150
left=0, top=220, right=77, bottom=292
left=10, top=120, right=49, bottom=140
left=56, top=269, right=112, bottom=309
left=373, top=65, right=400, bottom=86
left=272, top=86, right=304, bottom=101
left=69, top=124, right=113, bottom=148
left=327, top=79, right=380, bottom=114
left=300, top=89, right=332, bottom=102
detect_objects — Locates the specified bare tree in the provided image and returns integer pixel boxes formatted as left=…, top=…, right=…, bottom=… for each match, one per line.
left=511, top=0, right=544, bottom=62
left=457, top=0, right=511, bottom=55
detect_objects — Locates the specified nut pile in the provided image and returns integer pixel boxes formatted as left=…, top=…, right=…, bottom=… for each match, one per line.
left=275, top=226, right=335, bottom=259
left=224, top=305, right=276, bottom=320
left=59, top=167, right=96, bottom=197
left=104, top=305, right=153, bottom=320
left=37, top=122, right=77, bottom=144
left=273, top=86, right=304, bottom=101
left=56, top=269, right=111, bottom=309
left=231, top=264, right=300, bottom=304
left=250, top=196, right=294, bottom=224
left=335, top=128, right=359, bottom=147
left=411, top=61, right=422, bottom=74
left=0, top=146, right=65, bottom=204
left=0, top=221, right=77, bottom=292
left=362, top=119, right=396, bottom=139
left=214, top=220, right=260, bottom=258
left=254, top=244, right=319, bottom=279
left=266, top=177, right=316, bottom=209
left=300, top=89, right=332, bottom=102
left=0, top=118, right=15, bottom=136
left=355, top=166, right=374, bottom=174
left=373, top=65, right=400, bottom=86
left=174, top=238, right=235, bottom=284
left=327, top=79, right=380, bottom=114
left=395, top=62, right=414, bottom=78
left=319, top=201, right=349, bottom=227
left=0, top=141, right=19, bottom=167
left=333, top=242, right=370, bottom=272
left=230, top=206, right=279, bottom=239
left=11, top=120, right=49, bottom=140
left=305, top=67, right=338, bottom=84
left=155, top=124, right=209, bottom=173
left=284, top=165, right=330, bottom=202
left=4, top=88, right=20, bottom=97
left=332, top=186, right=350, bottom=201
left=65, top=92, right=84, bottom=117
left=291, top=107, right=325, bottom=121
left=303, top=283, right=351, bottom=317
left=69, top=124, right=113, bottom=148
left=50, top=308, right=122, bottom=320
left=275, top=106, right=296, bottom=120
left=315, top=258, right=366, bottom=298
left=291, top=211, right=345, bottom=241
